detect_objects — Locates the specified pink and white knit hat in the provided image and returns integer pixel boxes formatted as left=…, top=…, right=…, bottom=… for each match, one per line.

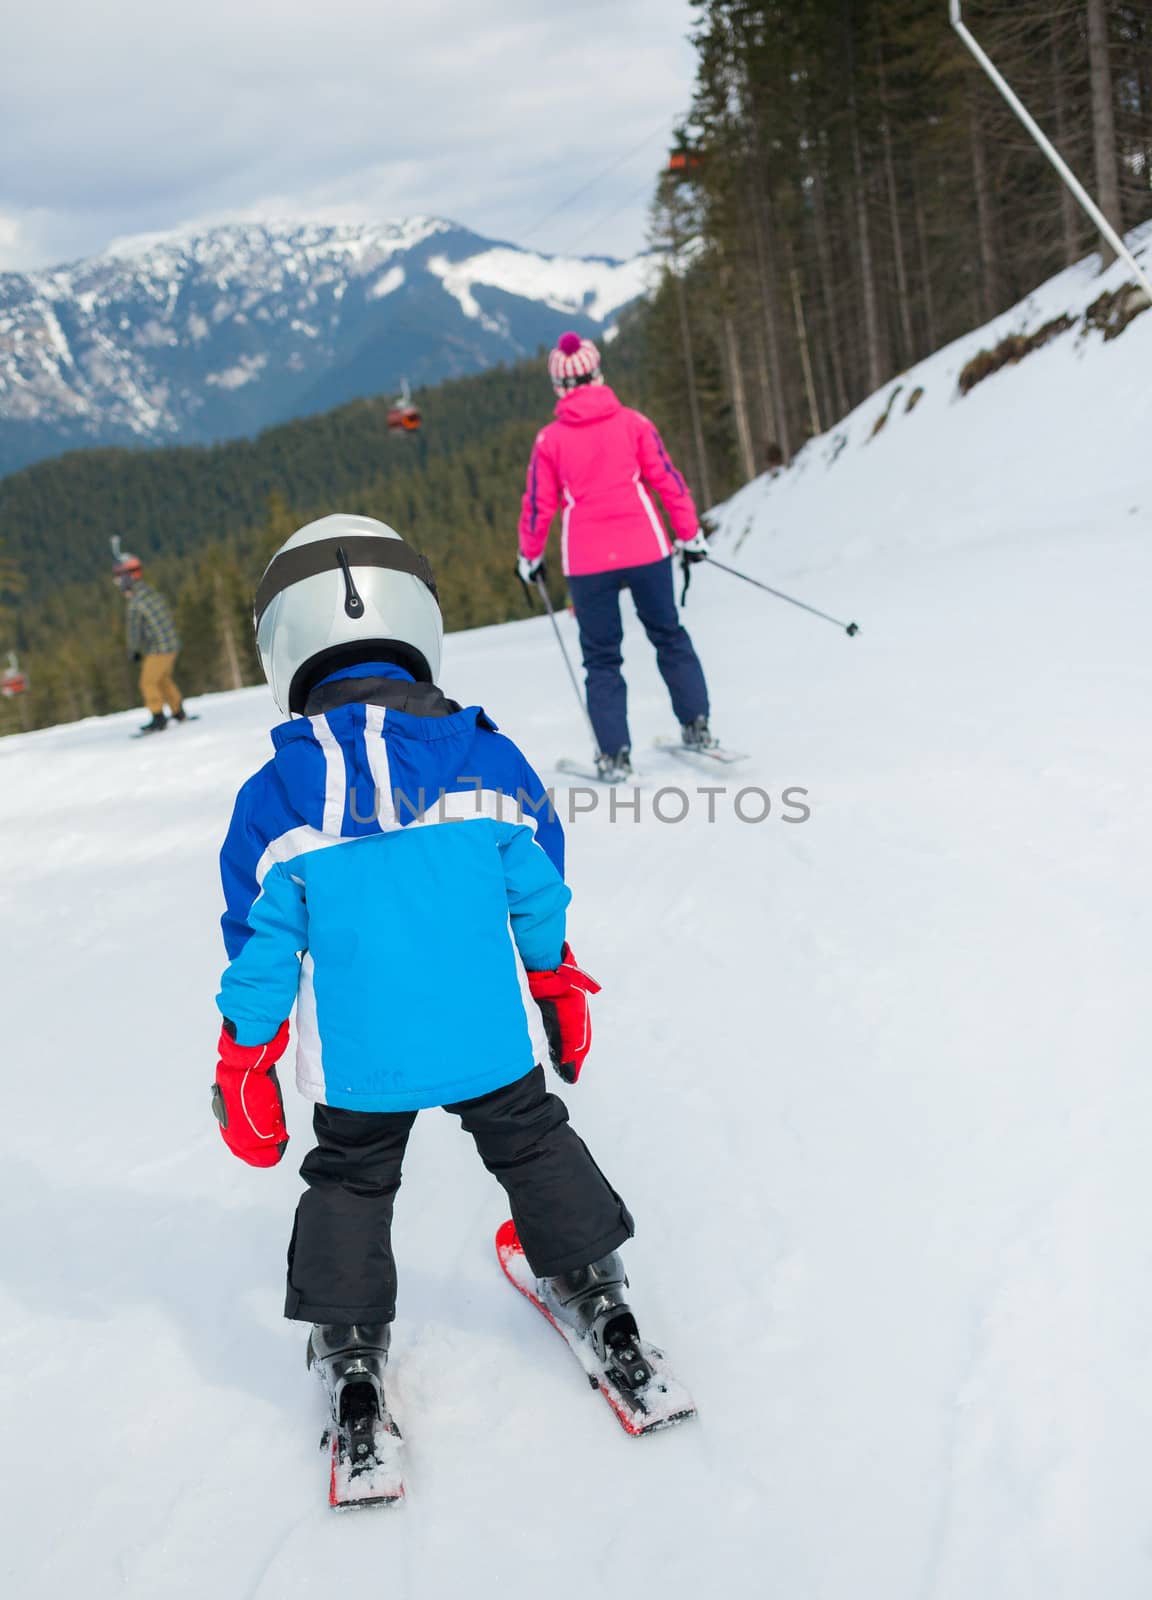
left=548, top=331, right=603, bottom=393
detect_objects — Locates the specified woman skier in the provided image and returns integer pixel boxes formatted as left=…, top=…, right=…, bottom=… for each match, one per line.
left=517, top=331, right=714, bottom=781
left=211, top=513, right=645, bottom=1499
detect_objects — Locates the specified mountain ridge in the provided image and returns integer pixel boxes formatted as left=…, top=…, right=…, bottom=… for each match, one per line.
left=0, top=218, right=655, bottom=473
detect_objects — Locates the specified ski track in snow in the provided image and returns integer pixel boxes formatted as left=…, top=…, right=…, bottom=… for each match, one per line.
left=2, top=241, right=1152, bottom=1597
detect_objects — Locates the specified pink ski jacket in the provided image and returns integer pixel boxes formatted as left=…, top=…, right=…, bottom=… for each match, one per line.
left=518, top=386, right=700, bottom=577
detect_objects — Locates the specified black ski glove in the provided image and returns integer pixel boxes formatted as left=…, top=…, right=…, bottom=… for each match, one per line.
left=679, top=529, right=710, bottom=565
left=679, top=530, right=710, bottom=604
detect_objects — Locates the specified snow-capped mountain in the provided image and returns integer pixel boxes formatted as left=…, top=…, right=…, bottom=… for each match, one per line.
left=0, top=219, right=656, bottom=473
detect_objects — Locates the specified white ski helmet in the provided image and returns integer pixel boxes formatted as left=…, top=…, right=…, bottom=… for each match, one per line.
left=254, top=513, right=443, bottom=716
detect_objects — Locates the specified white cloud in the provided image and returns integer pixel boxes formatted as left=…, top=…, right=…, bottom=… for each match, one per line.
left=0, top=209, right=66, bottom=273
left=0, top=215, right=28, bottom=272
left=0, top=0, right=695, bottom=272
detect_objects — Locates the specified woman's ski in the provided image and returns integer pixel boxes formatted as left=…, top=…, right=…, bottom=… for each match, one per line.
left=651, top=736, right=747, bottom=768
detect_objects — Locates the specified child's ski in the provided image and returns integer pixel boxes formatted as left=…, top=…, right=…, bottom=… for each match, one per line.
left=495, top=1220, right=696, bottom=1437
left=321, top=1398, right=405, bottom=1510
left=651, top=737, right=747, bottom=768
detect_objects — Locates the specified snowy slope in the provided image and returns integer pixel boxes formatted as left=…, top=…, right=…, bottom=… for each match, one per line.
left=2, top=237, right=1152, bottom=1598
left=713, top=220, right=1152, bottom=568
left=0, top=219, right=657, bottom=472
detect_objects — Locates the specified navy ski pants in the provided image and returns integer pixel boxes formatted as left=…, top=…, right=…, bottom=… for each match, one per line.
left=567, top=555, right=709, bottom=757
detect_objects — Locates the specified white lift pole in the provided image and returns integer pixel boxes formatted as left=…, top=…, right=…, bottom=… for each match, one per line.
left=949, top=0, right=1152, bottom=303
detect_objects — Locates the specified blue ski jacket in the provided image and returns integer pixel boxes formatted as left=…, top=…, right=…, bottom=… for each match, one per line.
left=217, top=667, right=568, bottom=1111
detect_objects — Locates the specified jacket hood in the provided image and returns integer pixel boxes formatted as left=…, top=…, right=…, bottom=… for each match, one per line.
left=267, top=687, right=498, bottom=839
left=553, top=384, right=623, bottom=426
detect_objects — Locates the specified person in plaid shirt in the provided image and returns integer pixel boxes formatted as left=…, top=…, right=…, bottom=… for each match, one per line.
left=113, top=552, right=187, bottom=734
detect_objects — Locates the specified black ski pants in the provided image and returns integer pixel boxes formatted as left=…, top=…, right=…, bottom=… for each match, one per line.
left=284, top=1065, right=634, bottom=1324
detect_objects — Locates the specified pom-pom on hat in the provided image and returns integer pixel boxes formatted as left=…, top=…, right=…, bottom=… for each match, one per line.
left=548, top=330, right=603, bottom=393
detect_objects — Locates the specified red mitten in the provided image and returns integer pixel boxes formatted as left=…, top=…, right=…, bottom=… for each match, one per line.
left=212, top=1021, right=291, bottom=1167
left=526, top=944, right=602, bottom=1084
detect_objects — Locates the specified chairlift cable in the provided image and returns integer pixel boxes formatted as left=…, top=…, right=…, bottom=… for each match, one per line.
left=518, top=117, right=676, bottom=247
left=560, top=173, right=664, bottom=256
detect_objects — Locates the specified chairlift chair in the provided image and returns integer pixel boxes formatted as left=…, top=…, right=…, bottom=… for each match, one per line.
left=387, top=377, right=422, bottom=434
left=667, top=146, right=703, bottom=178
left=1, top=651, right=28, bottom=698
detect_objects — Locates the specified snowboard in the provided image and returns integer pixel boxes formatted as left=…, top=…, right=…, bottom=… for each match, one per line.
left=495, top=1220, right=696, bottom=1437
left=130, top=714, right=200, bottom=740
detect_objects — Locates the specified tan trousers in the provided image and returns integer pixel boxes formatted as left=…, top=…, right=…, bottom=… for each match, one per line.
left=140, top=652, right=183, bottom=715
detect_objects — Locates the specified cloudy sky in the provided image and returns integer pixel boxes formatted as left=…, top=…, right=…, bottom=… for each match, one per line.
left=0, top=0, right=697, bottom=273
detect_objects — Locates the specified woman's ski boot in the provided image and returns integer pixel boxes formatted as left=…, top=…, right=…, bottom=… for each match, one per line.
left=545, top=1253, right=652, bottom=1393
left=595, top=748, right=633, bottom=784
left=680, top=714, right=719, bottom=752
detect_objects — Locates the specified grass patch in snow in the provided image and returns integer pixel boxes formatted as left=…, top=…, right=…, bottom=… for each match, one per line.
left=1082, top=282, right=1152, bottom=342
left=958, top=314, right=1075, bottom=397
left=869, top=384, right=905, bottom=439
left=959, top=277, right=1151, bottom=398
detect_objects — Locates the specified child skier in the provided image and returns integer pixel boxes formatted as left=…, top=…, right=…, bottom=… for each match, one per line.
left=113, top=551, right=187, bottom=734
left=212, top=513, right=637, bottom=1483
left=517, top=331, right=714, bottom=782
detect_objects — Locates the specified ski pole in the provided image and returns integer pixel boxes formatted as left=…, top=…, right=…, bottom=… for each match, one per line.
left=704, top=556, right=859, bottom=636
left=532, top=575, right=599, bottom=750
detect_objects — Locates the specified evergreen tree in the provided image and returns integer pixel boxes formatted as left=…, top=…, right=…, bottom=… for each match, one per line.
left=638, top=0, right=1151, bottom=504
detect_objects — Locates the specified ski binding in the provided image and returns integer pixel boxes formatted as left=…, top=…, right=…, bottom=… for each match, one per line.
left=313, top=1361, right=405, bottom=1510
left=322, top=1403, right=404, bottom=1510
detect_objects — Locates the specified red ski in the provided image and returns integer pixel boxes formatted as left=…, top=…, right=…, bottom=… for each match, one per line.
left=322, top=1409, right=405, bottom=1511
left=314, top=1366, right=405, bottom=1510
left=495, top=1220, right=697, bottom=1437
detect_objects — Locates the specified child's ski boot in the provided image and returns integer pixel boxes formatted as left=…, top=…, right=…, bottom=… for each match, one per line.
left=307, top=1322, right=390, bottom=1419
left=544, top=1253, right=652, bottom=1393
left=307, top=1323, right=404, bottom=1508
